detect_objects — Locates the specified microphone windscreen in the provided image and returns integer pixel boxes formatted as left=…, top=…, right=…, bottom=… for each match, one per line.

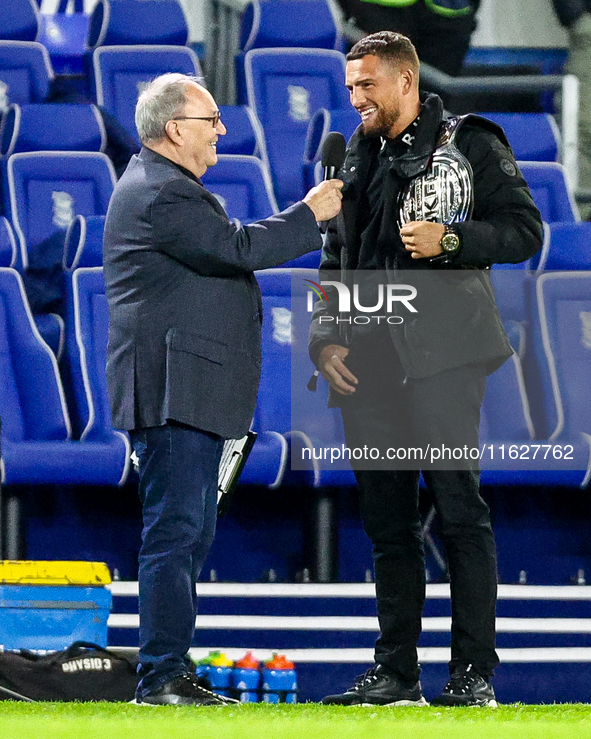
left=321, top=131, right=346, bottom=172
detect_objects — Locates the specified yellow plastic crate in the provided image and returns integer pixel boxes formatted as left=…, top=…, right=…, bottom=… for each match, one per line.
left=0, top=560, right=111, bottom=586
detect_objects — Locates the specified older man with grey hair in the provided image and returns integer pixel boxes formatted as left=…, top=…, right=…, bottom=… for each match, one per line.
left=103, top=73, right=343, bottom=706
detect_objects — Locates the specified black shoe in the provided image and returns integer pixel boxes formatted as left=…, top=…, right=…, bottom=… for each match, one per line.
left=431, top=664, right=498, bottom=708
left=137, top=673, right=239, bottom=706
left=321, top=665, right=428, bottom=706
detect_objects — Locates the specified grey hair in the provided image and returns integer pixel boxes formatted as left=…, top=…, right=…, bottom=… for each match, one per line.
left=135, top=73, right=204, bottom=144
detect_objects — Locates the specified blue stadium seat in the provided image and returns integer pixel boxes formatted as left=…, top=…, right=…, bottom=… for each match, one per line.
left=236, top=0, right=343, bottom=103
left=0, top=103, right=106, bottom=156
left=242, top=268, right=354, bottom=494
left=4, top=151, right=116, bottom=271
left=64, top=214, right=106, bottom=270
left=38, top=0, right=89, bottom=75
left=237, top=269, right=292, bottom=487
left=216, top=105, right=267, bottom=158
left=519, top=161, right=579, bottom=223
left=477, top=113, right=560, bottom=162
left=260, top=268, right=356, bottom=487
left=525, top=272, right=591, bottom=487
left=63, top=267, right=130, bottom=452
left=0, top=216, right=18, bottom=268
left=479, top=321, right=537, bottom=485
left=0, top=40, right=53, bottom=107
left=88, top=0, right=188, bottom=48
left=93, top=45, right=203, bottom=143
left=0, top=0, right=40, bottom=42
left=490, top=262, right=533, bottom=345
left=0, top=266, right=130, bottom=486
left=303, top=106, right=359, bottom=189
left=244, top=48, right=349, bottom=209
left=240, top=0, right=341, bottom=51
left=201, top=154, right=278, bottom=224
left=535, top=221, right=591, bottom=272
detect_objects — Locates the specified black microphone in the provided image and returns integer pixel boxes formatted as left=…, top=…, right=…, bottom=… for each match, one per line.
left=319, top=132, right=346, bottom=233
left=321, top=131, right=346, bottom=181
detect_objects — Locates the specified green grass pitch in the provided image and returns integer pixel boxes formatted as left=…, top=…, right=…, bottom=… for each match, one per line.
left=2, top=703, right=591, bottom=739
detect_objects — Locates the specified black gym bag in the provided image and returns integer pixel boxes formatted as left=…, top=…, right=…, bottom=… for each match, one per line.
left=0, top=641, right=138, bottom=702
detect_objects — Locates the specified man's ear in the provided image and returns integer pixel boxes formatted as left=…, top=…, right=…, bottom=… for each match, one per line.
left=164, top=119, right=181, bottom=144
left=401, top=68, right=415, bottom=95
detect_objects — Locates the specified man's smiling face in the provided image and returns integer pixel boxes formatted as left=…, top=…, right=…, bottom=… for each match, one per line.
left=345, top=54, right=409, bottom=139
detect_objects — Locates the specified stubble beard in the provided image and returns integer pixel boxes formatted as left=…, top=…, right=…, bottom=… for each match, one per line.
left=362, top=105, right=401, bottom=139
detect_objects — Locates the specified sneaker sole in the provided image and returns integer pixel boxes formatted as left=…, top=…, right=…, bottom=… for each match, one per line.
left=432, top=699, right=498, bottom=709
left=360, top=697, right=430, bottom=707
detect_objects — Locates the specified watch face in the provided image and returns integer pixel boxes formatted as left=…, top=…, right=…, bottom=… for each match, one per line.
left=441, top=233, right=460, bottom=252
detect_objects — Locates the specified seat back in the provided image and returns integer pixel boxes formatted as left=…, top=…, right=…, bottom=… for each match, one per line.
left=490, top=261, right=533, bottom=331
left=0, top=0, right=40, bottom=42
left=216, top=105, right=266, bottom=158
left=0, top=216, right=18, bottom=268
left=519, top=161, right=579, bottom=223
left=240, top=0, right=341, bottom=51
left=0, top=41, right=53, bottom=108
left=88, top=0, right=188, bottom=48
left=534, top=272, right=591, bottom=442
left=93, top=45, right=203, bottom=143
left=201, top=155, right=278, bottom=223
left=1, top=103, right=106, bottom=156
left=304, top=107, right=359, bottom=166
left=480, top=320, right=534, bottom=442
left=245, top=48, right=349, bottom=208
left=303, top=106, right=359, bottom=189
left=254, top=269, right=294, bottom=437
left=536, top=221, right=591, bottom=272
left=68, top=266, right=114, bottom=441
left=478, top=112, right=559, bottom=162
left=5, top=151, right=116, bottom=269
left=64, top=214, right=106, bottom=271
left=0, top=267, right=70, bottom=443
left=38, top=0, right=89, bottom=75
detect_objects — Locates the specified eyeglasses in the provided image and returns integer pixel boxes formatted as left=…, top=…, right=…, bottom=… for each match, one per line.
left=173, top=111, right=222, bottom=127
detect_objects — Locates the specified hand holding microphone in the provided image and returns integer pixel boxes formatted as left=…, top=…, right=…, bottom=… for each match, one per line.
left=303, top=132, right=346, bottom=225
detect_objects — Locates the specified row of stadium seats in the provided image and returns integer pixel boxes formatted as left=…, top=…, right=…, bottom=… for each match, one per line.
left=0, top=96, right=582, bottom=272
left=1, top=259, right=588, bottom=495
left=2, top=0, right=577, bottom=213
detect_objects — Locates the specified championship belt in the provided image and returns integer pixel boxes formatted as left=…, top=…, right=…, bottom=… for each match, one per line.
left=398, top=116, right=474, bottom=227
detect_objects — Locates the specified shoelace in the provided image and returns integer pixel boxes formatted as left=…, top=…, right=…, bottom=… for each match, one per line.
left=445, top=665, right=480, bottom=696
left=353, top=667, right=382, bottom=688
left=181, top=674, right=239, bottom=704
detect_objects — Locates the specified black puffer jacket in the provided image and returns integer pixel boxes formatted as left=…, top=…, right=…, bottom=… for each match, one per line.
left=309, top=93, right=543, bottom=380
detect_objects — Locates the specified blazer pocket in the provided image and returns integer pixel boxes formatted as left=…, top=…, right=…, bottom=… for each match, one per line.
left=166, top=328, right=228, bottom=365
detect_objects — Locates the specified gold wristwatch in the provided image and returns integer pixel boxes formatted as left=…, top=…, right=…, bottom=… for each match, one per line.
left=440, top=225, right=460, bottom=254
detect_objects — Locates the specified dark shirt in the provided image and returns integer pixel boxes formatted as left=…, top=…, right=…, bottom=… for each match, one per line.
left=355, top=115, right=421, bottom=270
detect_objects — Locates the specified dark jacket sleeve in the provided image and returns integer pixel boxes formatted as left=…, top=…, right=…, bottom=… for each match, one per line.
left=151, top=178, right=322, bottom=275
left=453, top=127, right=544, bottom=267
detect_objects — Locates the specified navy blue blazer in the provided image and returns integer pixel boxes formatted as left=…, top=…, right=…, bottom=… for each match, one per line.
left=103, top=147, right=321, bottom=437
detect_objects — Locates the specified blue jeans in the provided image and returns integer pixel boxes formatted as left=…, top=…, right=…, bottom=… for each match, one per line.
left=130, top=422, right=223, bottom=697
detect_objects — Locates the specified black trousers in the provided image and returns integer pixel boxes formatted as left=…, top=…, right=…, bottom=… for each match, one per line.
left=339, top=333, right=498, bottom=682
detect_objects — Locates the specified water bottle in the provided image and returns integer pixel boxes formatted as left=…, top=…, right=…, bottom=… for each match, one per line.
left=208, top=652, right=234, bottom=697
left=262, top=654, right=297, bottom=704
left=194, top=651, right=218, bottom=683
left=232, top=651, right=261, bottom=703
